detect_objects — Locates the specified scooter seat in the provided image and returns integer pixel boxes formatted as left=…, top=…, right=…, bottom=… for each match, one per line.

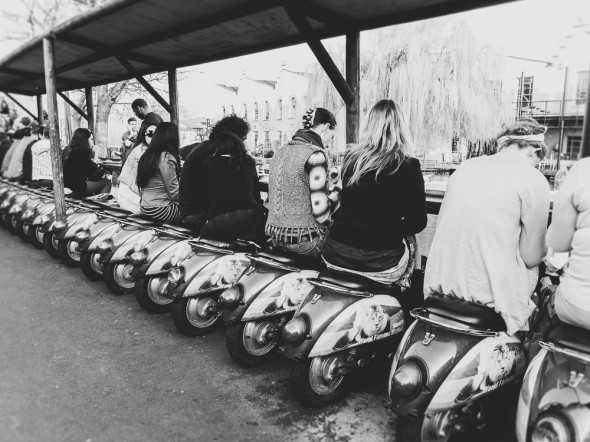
left=318, top=270, right=399, bottom=295
left=161, top=223, right=193, bottom=235
left=547, top=321, right=590, bottom=354
left=257, top=250, right=325, bottom=271
left=423, top=295, right=507, bottom=332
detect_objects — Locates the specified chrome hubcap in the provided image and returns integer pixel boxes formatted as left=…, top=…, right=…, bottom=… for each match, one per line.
left=243, top=321, right=277, bottom=356
left=10, top=216, right=17, bottom=228
left=51, top=234, right=59, bottom=249
left=22, top=224, right=29, bottom=235
left=147, top=277, right=173, bottom=306
left=186, top=297, right=218, bottom=328
left=90, top=253, right=103, bottom=275
left=66, top=240, right=81, bottom=262
left=420, top=411, right=454, bottom=442
left=35, top=227, right=44, bottom=242
left=308, top=355, right=346, bottom=395
left=113, top=263, right=135, bottom=289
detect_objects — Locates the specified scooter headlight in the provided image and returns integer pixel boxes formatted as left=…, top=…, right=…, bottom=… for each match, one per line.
left=129, top=249, right=148, bottom=265
left=168, top=267, right=185, bottom=286
left=74, top=230, right=91, bottom=242
left=282, top=315, right=309, bottom=344
left=532, top=414, right=572, bottom=442
left=97, top=239, right=113, bottom=252
left=218, top=285, right=242, bottom=310
left=8, top=204, right=22, bottom=215
left=391, top=361, right=423, bottom=398
left=49, top=220, right=67, bottom=232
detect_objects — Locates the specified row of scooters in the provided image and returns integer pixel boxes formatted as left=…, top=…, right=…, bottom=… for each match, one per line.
left=1, top=177, right=588, bottom=442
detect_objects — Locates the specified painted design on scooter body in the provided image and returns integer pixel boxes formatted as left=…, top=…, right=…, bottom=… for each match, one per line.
left=181, top=253, right=252, bottom=297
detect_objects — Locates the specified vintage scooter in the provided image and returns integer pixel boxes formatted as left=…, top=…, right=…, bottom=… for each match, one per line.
left=218, top=250, right=324, bottom=367
left=27, top=200, right=57, bottom=248
left=163, top=238, right=260, bottom=336
left=13, top=188, right=53, bottom=242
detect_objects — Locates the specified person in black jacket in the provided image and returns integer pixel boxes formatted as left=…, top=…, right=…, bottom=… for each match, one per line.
left=63, top=128, right=111, bottom=196
left=321, top=99, right=427, bottom=289
left=131, top=99, right=163, bottom=149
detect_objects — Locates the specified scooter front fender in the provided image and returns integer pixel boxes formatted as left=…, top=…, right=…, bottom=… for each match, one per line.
left=79, top=219, right=120, bottom=253
left=62, top=212, right=99, bottom=239
left=130, top=236, right=184, bottom=278
left=108, top=229, right=158, bottom=263
left=144, top=239, right=192, bottom=277
left=100, top=227, right=147, bottom=264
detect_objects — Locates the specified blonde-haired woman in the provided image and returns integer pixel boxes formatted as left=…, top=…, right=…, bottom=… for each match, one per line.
left=321, top=99, right=427, bottom=289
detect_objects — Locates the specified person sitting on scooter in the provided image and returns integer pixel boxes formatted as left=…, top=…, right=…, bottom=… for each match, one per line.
left=424, top=118, right=550, bottom=335
left=63, top=128, right=111, bottom=196
left=547, top=157, right=590, bottom=329
left=199, top=131, right=267, bottom=244
left=117, top=123, right=155, bottom=214
left=321, top=99, right=427, bottom=288
left=265, top=108, right=339, bottom=256
left=136, top=122, right=182, bottom=223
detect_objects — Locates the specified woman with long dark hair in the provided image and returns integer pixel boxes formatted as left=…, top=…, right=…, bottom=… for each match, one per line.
left=136, top=122, right=181, bottom=222
left=199, top=131, right=267, bottom=244
left=63, top=128, right=111, bottom=196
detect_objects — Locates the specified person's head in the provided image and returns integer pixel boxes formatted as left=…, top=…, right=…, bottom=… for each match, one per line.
left=62, top=128, right=93, bottom=162
left=343, top=99, right=413, bottom=186
left=20, top=116, right=31, bottom=127
left=131, top=98, right=149, bottom=120
left=497, top=118, right=547, bottom=168
left=209, top=130, right=251, bottom=170
left=42, top=126, right=50, bottom=139
left=302, top=107, right=336, bottom=146
left=144, top=124, right=157, bottom=146
left=127, top=117, right=138, bottom=132
left=209, top=115, right=250, bottom=142
left=136, top=122, right=180, bottom=189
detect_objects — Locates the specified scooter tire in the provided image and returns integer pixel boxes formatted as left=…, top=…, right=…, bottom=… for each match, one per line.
left=103, top=262, right=135, bottom=296
left=6, top=214, right=19, bottom=235
left=396, top=416, right=428, bottom=442
left=171, top=297, right=220, bottom=336
left=43, top=230, right=60, bottom=258
left=79, top=251, right=103, bottom=281
left=28, top=225, right=45, bottom=249
left=15, top=220, right=29, bottom=242
left=290, top=357, right=349, bottom=407
left=57, top=239, right=81, bottom=267
left=226, top=322, right=278, bottom=368
left=134, top=276, right=173, bottom=314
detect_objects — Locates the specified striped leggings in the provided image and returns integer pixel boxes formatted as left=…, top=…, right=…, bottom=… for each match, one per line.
left=141, top=203, right=182, bottom=223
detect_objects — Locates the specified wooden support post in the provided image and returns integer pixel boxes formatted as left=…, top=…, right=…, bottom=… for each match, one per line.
left=285, top=6, right=355, bottom=106
left=581, top=65, right=590, bottom=158
left=168, top=69, right=179, bottom=128
left=57, top=90, right=89, bottom=121
left=116, top=56, right=172, bottom=113
left=4, top=92, right=41, bottom=123
left=346, top=32, right=360, bottom=144
left=36, top=95, right=43, bottom=123
left=43, top=36, right=66, bottom=223
left=85, top=87, right=94, bottom=134
left=557, top=66, right=569, bottom=169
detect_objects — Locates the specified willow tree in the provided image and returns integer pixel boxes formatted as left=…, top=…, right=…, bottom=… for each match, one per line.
left=307, top=18, right=505, bottom=153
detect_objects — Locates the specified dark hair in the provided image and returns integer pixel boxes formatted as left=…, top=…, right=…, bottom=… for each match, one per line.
left=21, top=116, right=31, bottom=127
left=136, top=122, right=180, bottom=189
left=42, top=126, right=50, bottom=138
left=131, top=98, right=148, bottom=110
left=497, top=118, right=547, bottom=159
left=207, top=131, right=253, bottom=171
left=135, top=122, right=157, bottom=147
left=127, top=117, right=137, bottom=124
left=302, top=107, right=336, bottom=130
left=62, top=128, right=92, bottom=163
left=209, top=115, right=250, bottom=141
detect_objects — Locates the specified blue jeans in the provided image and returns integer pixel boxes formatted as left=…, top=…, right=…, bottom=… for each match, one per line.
left=271, top=234, right=325, bottom=257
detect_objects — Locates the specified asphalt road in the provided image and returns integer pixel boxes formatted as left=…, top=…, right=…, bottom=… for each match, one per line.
left=0, top=224, right=517, bottom=442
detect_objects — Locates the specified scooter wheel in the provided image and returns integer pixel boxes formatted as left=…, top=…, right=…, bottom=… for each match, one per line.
left=6, top=214, right=19, bottom=235
left=134, top=276, right=173, bottom=314
left=43, top=230, right=60, bottom=258
left=396, top=414, right=452, bottom=442
left=226, top=321, right=279, bottom=368
left=171, top=297, right=221, bottom=336
left=57, top=239, right=81, bottom=267
left=79, top=251, right=104, bottom=281
left=103, top=262, right=135, bottom=296
left=28, top=225, right=45, bottom=249
left=290, top=355, right=349, bottom=407
left=15, top=220, right=29, bottom=242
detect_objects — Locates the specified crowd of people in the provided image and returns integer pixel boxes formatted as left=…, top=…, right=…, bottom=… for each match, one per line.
left=0, top=93, right=588, bottom=335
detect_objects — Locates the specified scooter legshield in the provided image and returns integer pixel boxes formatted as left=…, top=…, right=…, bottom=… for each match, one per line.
left=109, top=229, right=157, bottom=263
left=62, top=212, right=99, bottom=239
left=100, top=227, right=149, bottom=263
left=79, top=220, right=120, bottom=253
left=144, top=239, right=193, bottom=277
left=242, top=270, right=320, bottom=322
left=130, top=236, right=185, bottom=279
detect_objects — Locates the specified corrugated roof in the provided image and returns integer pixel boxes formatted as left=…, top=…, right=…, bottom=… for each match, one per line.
left=0, top=0, right=517, bottom=96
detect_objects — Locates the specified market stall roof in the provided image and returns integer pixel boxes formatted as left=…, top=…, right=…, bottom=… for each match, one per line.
left=0, top=0, right=517, bottom=96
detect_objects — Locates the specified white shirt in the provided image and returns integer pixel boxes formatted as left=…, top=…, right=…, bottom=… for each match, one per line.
left=31, top=139, right=53, bottom=181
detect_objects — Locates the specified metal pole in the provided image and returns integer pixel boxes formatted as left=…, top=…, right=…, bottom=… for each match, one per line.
left=168, top=68, right=179, bottom=127
left=345, top=31, right=360, bottom=145
left=557, top=66, right=569, bottom=168
left=43, top=36, right=66, bottom=223
left=517, top=71, right=524, bottom=120
left=36, top=95, right=43, bottom=123
left=85, top=87, right=94, bottom=133
left=581, top=64, right=590, bottom=158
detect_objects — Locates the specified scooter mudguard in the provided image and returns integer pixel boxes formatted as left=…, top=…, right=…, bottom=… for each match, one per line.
left=144, top=239, right=192, bottom=277
left=17, top=196, right=43, bottom=221
left=29, top=202, right=55, bottom=226
left=174, top=252, right=252, bottom=298
left=516, top=345, right=590, bottom=441
left=61, top=212, right=99, bottom=239
left=6, top=193, right=29, bottom=215
left=99, top=226, right=149, bottom=264
left=78, top=219, right=120, bottom=253
left=108, top=229, right=157, bottom=264
left=130, top=236, right=185, bottom=279
left=242, top=270, right=320, bottom=322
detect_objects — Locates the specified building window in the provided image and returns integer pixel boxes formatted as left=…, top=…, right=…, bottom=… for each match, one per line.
left=243, top=103, right=248, bottom=120
left=517, top=75, right=534, bottom=110
left=290, top=97, right=297, bottom=119
left=277, top=99, right=283, bottom=120
left=230, top=105, right=235, bottom=115
left=566, top=135, right=582, bottom=160
left=264, top=101, right=270, bottom=120
left=222, top=106, right=226, bottom=117
left=254, top=102, right=259, bottom=120
left=277, top=131, right=282, bottom=144
left=254, top=131, right=258, bottom=145
left=576, top=71, right=589, bottom=105
left=264, top=130, right=270, bottom=146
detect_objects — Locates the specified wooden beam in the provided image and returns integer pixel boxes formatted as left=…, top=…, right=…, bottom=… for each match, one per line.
left=36, top=95, right=43, bottom=122
left=4, top=92, right=41, bottom=123
left=57, top=90, right=88, bottom=121
left=298, top=1, right=356, bottom=31
left=285, top=5, right=355, bottom=105
left=581, top=66, right=590, bottom=158
left=43, top=37, right=66, bottom=223
left=168, top=68, right=179, bottom=127
left=116, top=57, right=172, bottom=113
left=0, top=67, right=40, bottom=78
left=85, top=87, right=94, bottom=134
left=346, top=32, right=360, bottom=144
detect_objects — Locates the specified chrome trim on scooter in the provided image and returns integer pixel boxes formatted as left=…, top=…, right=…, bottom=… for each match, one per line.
left=187, top=240, right=236, bottom=255
left=246, top=255, right=300, bottom=273
left=410, top=308, right=501, bottom=337
left=539, top=340, right=590, bottom=364
left=307, top=279, right=374, bottom=298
